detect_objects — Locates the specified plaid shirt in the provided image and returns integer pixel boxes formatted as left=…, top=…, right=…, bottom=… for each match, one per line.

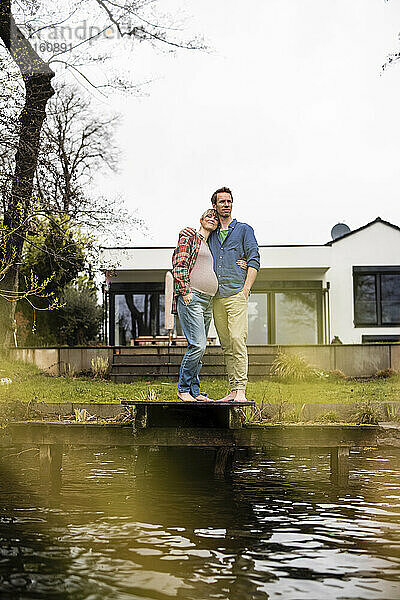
left=171, top=227, right=201, bottom=314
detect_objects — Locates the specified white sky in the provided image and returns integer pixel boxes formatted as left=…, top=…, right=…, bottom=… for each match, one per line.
left=93, top=0, right=400, bottom=247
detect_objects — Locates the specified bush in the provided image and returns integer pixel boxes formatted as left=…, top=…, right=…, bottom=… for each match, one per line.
left=385, top=404, right=400, bottom=423
left=282, top=403, right=306, bottom=422
left=270, top=351, right=322, bottom=381
left=318, top=410, right=340, bottom=423
left=353, top=400, right=380, bottom=424
left=244, top=402, right=272, bottom=425
left=91, top=356, right=109, bottom=378
left=58, top=280, right=102, bottom=346
left=375, top=368, right=398, bottom=379
left=327, top=369, right=347, bottom=380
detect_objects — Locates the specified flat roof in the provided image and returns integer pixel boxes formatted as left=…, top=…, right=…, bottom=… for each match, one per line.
left=100, top=244, right=326, bottom=250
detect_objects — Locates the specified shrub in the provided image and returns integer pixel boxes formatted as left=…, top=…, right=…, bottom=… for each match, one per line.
left=385, top=404, right=400, bottom=423
left=244, top=402, right=272, bottom=425
left=282, top=403, right=306, bottom=423
left=91, top=356, right=109, bottom=378
left=353, top=399, right=380, bottom=424
left=74, top=408, right=93, bottom=422
left=318, top=410, right=340, bottom=423
left=0, top=398, right=41, bottom=427
left=270, top=351, right=321, bottom=381
left=327, top=369, right=347, bottom=380
left=63, top=363, right=76, bottom=378
left=134, top=384, right=160, bottom=401
left=58, top=280, right=102, bottom=346
left=375, top=368, right=398, bottom=379
left=74, top=408, right=87, bottom=422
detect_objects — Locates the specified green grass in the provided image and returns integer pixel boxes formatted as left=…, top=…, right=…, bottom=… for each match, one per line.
left=1, top=355, right=400, bottom=405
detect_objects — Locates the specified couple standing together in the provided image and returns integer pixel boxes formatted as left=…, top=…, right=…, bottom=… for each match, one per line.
left=172, top=187, right=260, bottom=402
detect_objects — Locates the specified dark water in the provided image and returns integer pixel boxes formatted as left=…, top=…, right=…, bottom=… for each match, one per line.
left=1, top=446, right=400, bottom=600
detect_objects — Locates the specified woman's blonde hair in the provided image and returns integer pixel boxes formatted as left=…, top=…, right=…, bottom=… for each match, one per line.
left=201, top=208, right=219, bottom=221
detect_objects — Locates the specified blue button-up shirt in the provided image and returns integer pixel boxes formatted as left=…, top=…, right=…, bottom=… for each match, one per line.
left=208, top=219, right=260, bottom=297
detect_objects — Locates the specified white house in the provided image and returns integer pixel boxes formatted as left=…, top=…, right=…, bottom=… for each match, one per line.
left=100, top=217, right=400, bottom=346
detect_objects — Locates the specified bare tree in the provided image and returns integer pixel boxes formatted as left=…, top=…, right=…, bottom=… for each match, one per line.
left=0, top=0, right=205, bottom=348
left=36, top=83, right=138, bottom=240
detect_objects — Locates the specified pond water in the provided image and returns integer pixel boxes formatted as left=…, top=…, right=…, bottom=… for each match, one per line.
left=1, top=446, right=400, bottom=599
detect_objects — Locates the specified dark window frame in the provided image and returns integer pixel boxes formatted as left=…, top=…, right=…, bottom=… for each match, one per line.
left=362, top=334, right=400, bottom=343
left=250, top=281, right=324, bottom=344
left=107, top=281, right=325, bottom=345
left=353, top=266, right=400, bottom=328
left=107, top=283, right=165, bottom=345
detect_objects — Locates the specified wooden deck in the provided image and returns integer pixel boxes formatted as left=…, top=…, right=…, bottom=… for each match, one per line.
left=1, top=421, right=380, bottom=449
left=1, top=420, right=381, bottom=486
left=0, top=400, right=389, bottom=486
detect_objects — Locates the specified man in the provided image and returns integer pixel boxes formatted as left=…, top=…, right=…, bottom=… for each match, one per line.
left=208, top=187, right=260, bottom=402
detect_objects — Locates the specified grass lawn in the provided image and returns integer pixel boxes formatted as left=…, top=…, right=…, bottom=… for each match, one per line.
left=1, top=355, right=399, bottom=406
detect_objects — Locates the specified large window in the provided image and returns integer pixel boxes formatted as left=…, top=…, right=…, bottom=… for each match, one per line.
left=109, top=283, right=167, bottom=345
left=108, top=281, right=325, bottom=345
left=114, top=293, right=167, bottom=345
left=353, top=267, right=400, bottom=327
left=247, top=294, right=268, bottom=344
left=275, top=292, right=318, bottom=344
left=247, top=282, right=324, bottom=344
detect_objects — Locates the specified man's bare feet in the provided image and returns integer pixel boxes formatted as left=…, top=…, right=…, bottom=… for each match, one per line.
left=218, top=390, right=237, bottom=402
left=195, top=394, right=210, bottom=401
left=234, top=390, right=249, bottom=402
left=177, top=391, right=196, bottom=401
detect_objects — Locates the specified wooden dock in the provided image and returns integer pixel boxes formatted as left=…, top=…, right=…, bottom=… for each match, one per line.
left=0, top=397, right=383, bottom=487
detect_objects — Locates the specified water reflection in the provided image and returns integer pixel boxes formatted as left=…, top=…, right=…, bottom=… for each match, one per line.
left=1, top=446, right=400, bottom=599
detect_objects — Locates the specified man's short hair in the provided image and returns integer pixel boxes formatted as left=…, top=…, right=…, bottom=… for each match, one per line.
left=211, top=187, right=233, bottom=206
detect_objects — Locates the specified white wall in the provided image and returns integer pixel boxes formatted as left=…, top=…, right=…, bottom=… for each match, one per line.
left=259, top=245, right=330, bottom=269
left=101, top=245, right=332, bottom=273
left=328, top=222, right=400, bottom=343
left=101, top=223, right=400, bottom=344
left=100, top=247, right=172, bottom=271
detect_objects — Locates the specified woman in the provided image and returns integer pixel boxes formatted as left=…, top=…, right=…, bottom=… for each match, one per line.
left=172, top=210, right=246, bottom=401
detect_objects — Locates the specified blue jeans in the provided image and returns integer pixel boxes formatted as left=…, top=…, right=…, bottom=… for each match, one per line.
left=177, top=291, right=213, bottom=396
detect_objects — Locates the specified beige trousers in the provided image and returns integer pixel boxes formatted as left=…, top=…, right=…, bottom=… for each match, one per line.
left=213, top=290, right=249, bottom=390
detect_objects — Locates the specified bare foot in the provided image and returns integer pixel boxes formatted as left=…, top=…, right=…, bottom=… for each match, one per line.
left=195, top=394, right=210, bottom=401
left=177, top=391, right=196, bottom=401
left=218, top=391, right=237, bottom=402
left=234, top=390, right=249, bottom=402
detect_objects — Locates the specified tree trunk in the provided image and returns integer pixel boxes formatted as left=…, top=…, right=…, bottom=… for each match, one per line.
left=0, top=4, right=55, bottom=348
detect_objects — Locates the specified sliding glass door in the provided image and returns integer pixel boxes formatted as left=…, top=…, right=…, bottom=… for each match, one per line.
left=247, top=284, right=324, bottom=344
left=275, top=292, right=319, bottom=344
left=109, top=283, right=167, bottom=345
left=108, top=282, right=324, bottom=346
left=248, top=294, right=268, bottom=344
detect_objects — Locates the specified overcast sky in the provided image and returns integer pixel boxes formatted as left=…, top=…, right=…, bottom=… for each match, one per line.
left=94, top=0, right=400, bottom=247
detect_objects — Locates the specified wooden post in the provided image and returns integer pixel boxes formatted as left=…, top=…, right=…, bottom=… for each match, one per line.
left=229, top=407, right=243, bottom=429
left=330, top=446, right=350, bottom=485
left=133, top=405, right=148, bottom=431
left=214, top=447, right=235, bottom=476
left=39, top=444, right=63, bottom=489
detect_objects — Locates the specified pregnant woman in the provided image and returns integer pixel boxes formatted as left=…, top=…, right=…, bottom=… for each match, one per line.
left=172, top=209, right=219, bottom=401
left=172, top=209, right=246, bottom=401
